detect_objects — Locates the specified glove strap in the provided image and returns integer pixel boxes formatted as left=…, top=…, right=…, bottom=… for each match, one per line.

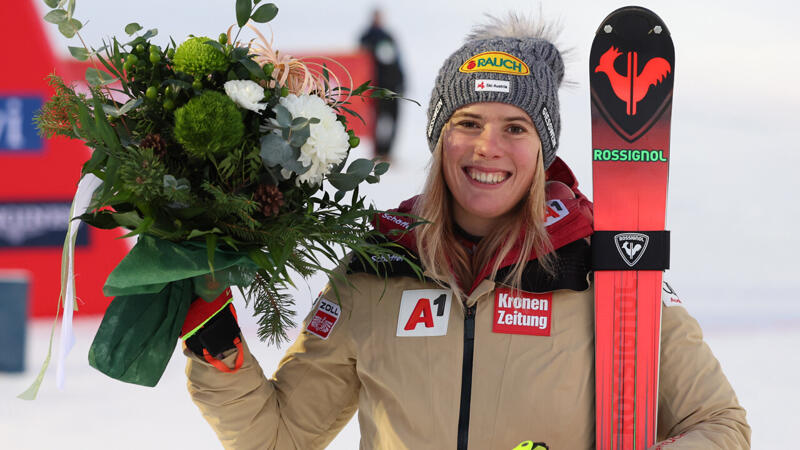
left=202, top=336, right=244, bottom=373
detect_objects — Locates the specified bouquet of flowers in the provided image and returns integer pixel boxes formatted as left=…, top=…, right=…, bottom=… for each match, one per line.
left=29, top=0, right=415, bottom=391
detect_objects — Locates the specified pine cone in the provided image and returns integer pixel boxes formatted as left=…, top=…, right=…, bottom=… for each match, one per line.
left=140, top=133, right=168, bottom=159
left=254, top=184, right=284, bottom=217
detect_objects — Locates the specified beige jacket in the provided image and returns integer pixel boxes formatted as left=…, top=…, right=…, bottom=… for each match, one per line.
left=185, top=270, right=750, bottom=449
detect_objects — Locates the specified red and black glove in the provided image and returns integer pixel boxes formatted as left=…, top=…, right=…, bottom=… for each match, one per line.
left=181, top=287, right=243, bottom=373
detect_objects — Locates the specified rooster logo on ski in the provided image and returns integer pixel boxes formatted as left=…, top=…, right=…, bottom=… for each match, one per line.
left=614, top=232, right=650, bottom=267
left=594, top=46, right=671, bottom=116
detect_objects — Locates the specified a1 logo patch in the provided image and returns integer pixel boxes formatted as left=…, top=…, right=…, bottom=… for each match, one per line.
left=306, top=297, right=341, bottom=339
left=493, top=287, right=552, bottom=336
left=396, top=289, right=451, bottom=337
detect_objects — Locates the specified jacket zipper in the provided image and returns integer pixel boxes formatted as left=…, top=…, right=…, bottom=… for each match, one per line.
left=457, top=304, right=476, bottom=450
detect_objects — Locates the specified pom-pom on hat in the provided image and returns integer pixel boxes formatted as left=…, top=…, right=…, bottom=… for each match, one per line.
left=426, top=13, right=566, bottom=169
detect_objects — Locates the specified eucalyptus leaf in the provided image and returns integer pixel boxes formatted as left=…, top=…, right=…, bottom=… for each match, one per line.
left=334, top=190, right=345, bottom=203
left=365, top=175, right=380, bottom=184
left=374, top=161, right=390, bottom=176
left=290, top=117, right=309, bottom=130
left=327, top=173, right=360, bottom=192
left=140, top=29, right=158, bottom=41
left=58, top=18, right=82, bottom=38
left=43, top=0, right=59, bottom=8
left=124, top=22, right=143, bottom=35
left=346, top=158, right=374, bottom=179
left=68, top=46, right=89, bottom=61
left=289, top=127, right=310, bottom=148
left=86, top=67, right=117, bottom=87
left=259, top=133, right=293, bottom=167
left=250, top=3, right=278, bottom=23
left=43, top=9, right=68, bottom=24
left=274, top=104, right=291, bottom=127
left=236, top=0, right=251, bottom=27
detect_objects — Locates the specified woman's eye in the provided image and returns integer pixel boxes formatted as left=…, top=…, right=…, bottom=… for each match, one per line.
left=507, top=125, right=526, bottom=134
left=457, top=120, right=479, bottom=129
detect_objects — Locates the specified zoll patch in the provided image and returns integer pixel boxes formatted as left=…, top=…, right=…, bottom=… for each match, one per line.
left=459, top=51, right=530, bottom=75
left=306, top=297, right=341, bottom=339
left=396, top=289, right=451, bottom=337
left=493, top=287, right=552, bottom=336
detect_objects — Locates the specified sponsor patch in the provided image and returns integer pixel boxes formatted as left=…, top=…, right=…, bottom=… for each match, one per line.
left=459, top=51, right=530, bottom=76
left=661, top=280, right=683, bottom=307
left=396, top=289, right=451, bottom=337
left=474, top=79, right=510, bottom=93
left=614, top=232, right=649, bottom=267
left=306, top=297, right=341, bottom=339
left=540, top=105, right=557, bottom=149
left=493, top=287, right=552, bottom=336
left=427, top=97, right=443, bottom=139
left=543, top=199, right=568, bottom=227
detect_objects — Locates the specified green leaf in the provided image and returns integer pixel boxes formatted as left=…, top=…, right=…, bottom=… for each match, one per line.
left=259, top=133, right=293, bottom=167
left=119, top=215, right=154, bottom=239
left=346, top=158, right=374, bottom=179
left=365, top=175, right=380, bottom=184
left=57, top=18, right=82, bottom=38
left=117, top=97, right=142, bottom=115
left=78, top=211, right=118, bottom=229
left=43, top=0, right=59, bottom=8
left=236, top=0, right=251, bottom=28
left=43, top=9, right=68, bottom=24
left=66, top=0, right=75, bottom=17
left=248, top=248, right=274, bottom=272
left=334, top=190, right=345, bottom=203
left=186, top=228, right=223, bottom=240
left=206, top=234, right=218, bottom=273
left=250, top=3, right=278, bottom=23
left=203, top=40, right=226, bottom=55
left=327, top=173, right=360, bottom=192
left=374, top=161, right=390, bottom=176
left=124, top=22, right=142, bottom=35
left=85, top=67, right=117, bottom=86
left=68, top=45, right=89, bottom=61
left=274, top=104, right=291, bottom=127
left=237, top=56, right=265, bottom=81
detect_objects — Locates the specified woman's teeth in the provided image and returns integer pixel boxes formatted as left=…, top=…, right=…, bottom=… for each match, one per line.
left=467, top=169, right=508, bottom=185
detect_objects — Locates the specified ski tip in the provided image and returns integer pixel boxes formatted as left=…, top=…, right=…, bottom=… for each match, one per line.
left=595, top=6, right=671, bottom=38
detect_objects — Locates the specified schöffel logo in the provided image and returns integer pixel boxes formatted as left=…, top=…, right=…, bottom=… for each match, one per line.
left=614, top=232, right=649, bottom=267
left=0, top=96, right=44, bottom=152
left=0, top=202, right=88, bottom=248
left=459, top=51, right=530, bottom=76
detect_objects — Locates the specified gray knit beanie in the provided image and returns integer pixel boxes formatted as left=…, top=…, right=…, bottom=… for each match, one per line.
left=426, top=13, right=565, bottom=169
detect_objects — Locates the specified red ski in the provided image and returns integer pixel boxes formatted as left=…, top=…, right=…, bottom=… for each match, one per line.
left=590, top=6, right=675, bottom=449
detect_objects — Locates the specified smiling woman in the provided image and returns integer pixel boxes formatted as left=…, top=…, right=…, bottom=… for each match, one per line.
left=184, top=11, right=750, bottom=450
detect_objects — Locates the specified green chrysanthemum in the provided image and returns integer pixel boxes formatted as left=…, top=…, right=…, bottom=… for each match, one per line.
left=173, top=91, right=244, bottom=159
left=172, top=36, right=229, bottom=78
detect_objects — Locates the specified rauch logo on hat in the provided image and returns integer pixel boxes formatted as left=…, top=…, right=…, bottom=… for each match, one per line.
left=459, top=51, right=530, bottom=76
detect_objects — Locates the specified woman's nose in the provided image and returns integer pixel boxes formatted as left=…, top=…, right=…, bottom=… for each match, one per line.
left=474, top=127, right=503, bottom=159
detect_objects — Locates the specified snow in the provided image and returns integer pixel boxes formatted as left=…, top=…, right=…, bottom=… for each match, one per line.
left=3, top=0, right=799, bottom=448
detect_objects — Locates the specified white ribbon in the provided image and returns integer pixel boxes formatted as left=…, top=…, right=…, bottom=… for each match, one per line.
left=56, top=173, right=103, bottom=389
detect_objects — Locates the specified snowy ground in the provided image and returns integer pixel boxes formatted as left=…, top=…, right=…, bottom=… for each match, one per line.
left=3, top=0, right=799, bottom=448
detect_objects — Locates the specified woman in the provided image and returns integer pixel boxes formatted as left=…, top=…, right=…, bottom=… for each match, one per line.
left=183, top=14, right=750, bottom=449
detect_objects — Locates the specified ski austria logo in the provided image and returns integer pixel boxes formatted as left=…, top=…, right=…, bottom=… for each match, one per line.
left=594, top=46, right=671, bottom=116
left=459, top=51, right=530, bottom=76
left=614, top=232, right=649, bottom=267
left=305, top=297, right=341, bottom=340
left=396, top=289, right=451, bottom=337
left=474, top=79, right=510, bottom=93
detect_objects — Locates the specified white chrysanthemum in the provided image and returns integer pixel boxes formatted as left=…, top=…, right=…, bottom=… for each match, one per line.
left=276, top=94, right=349, bottom=186
left=224, top=80, right=267, bottom=112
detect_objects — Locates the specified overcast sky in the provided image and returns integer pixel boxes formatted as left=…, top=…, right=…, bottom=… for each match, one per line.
left=34, top=0, right=800, bottom=313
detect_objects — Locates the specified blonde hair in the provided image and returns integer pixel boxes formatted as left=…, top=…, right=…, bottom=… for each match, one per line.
left=413, top=126, right=554, bottom=302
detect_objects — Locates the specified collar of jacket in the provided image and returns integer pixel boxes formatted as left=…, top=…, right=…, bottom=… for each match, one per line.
left=353, top=157, right=594, bottom=293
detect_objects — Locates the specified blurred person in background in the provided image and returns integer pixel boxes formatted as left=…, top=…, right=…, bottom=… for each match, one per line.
left=359, top=8, right=405, bottom=162
left=181, top=12, right=750, bottom=449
